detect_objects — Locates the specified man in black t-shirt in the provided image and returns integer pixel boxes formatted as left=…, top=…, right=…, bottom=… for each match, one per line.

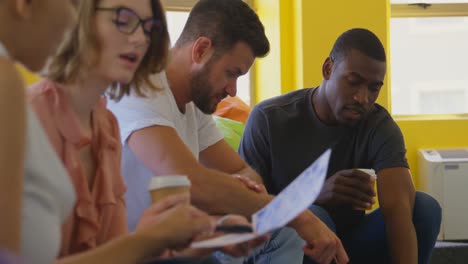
left=240, top=28, right=441, bottom=264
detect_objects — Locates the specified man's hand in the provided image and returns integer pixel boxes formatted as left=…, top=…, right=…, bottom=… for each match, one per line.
left=291, top=211, right=349, bottom=264
left=176, top=214, right=269, bottom=259
left=233, top=174, right=267, bottom=194
left=316, top=169, right=376, bottom=210
left=216, top=214, right=269, bottom=257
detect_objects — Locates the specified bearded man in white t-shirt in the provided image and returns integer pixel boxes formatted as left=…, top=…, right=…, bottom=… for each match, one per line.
left=108, top=1, right=348, bottom=263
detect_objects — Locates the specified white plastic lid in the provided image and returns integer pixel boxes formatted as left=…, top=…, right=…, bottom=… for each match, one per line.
left=148, top=175, right=191, bottom=191
left=357, top=168, right=377, bottom=179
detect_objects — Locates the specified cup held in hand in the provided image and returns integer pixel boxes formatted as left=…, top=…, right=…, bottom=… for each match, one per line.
left=148, top=175, right=191, bottom=204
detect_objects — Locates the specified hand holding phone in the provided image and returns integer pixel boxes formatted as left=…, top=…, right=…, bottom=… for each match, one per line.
left=215, top=225, right=253, bottom=234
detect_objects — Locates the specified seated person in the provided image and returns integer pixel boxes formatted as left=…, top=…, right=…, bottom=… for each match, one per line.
left=28, top=0, right=260, bottom=263
left=0, top=0, right=75, bottom=263
left=108, top=0, right=348, bottom=263
left=240, top=28, right=442, bottom=264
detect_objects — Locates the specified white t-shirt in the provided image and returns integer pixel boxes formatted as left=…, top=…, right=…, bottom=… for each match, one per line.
left=0, top=41, right=75, bottom=264
left=108, top=71, right=223, bottom=230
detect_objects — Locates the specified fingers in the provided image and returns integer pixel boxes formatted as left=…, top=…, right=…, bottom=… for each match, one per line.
left=332, top=186, right=375, bottom=209
left=304, top=243, right=332, bottom=264
left=335, top=174, right=376, bottom=197
left=334, top=239, right=349, bottom=264
left=187, top=205, right=211, bottom=219
left=222, top=242, right=250, bottom=257
left=190, top=209, right=216, bottom=235
left=247, top=234, right=269, bottom=249
left=306, top=240, right=336, bottom=264
left=233, top=175, right=267, bottom=194
left=145, top=194, right=191, bottom=215
left=217, top=214, right=249, bottom=226
left=338, top=169, right=375, bottom=185
left=304, top=238, right=349, bottom=264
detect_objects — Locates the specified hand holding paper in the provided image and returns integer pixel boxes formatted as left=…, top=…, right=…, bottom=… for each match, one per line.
left=191, top=149, right=331, bottom=249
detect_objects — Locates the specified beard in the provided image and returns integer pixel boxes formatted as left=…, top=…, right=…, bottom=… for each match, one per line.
left=190, top=65, right=226, bottom=114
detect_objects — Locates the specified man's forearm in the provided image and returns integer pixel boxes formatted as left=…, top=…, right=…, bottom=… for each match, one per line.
left=233, top=166, right=263, bottom=184
left=188, top=167, right=272, bottom=218
left=385, top=209, right=417, bottom=264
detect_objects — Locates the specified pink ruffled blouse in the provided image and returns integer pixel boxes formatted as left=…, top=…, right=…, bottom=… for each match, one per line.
left=28, top=79, right=128, bottom=257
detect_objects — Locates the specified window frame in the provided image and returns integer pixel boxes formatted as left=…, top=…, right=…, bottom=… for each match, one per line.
left=161, top=0, right=254, bottom=11
left=392, top=3, right=468, bottom=18
left=161, top=0, right=256, bottom=105
left=390, top=2, right=468, bottom=119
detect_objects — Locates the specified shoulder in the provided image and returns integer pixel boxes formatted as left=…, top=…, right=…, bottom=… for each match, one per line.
left=26, top=79, right=63, bottom=128
left=109, top=78, right=173, bottom=117
left=251, top=88, right=313, bottom=124
left=26, top=80, right=66, bottom=154
left=256, top=88, right=311, bottom=112
left=357, top=103, right=404, bottom=145
left=0, top=59, right=25, bottom=100
left=27, top=79, right=59, bottom=110
left=365, top=104, right=400, bottom=131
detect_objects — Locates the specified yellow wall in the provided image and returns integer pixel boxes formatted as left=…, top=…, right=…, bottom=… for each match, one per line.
left=255, top=0, right=468, bottom=189
left=397, top=118, right=468, bottom=187
left=299, top=0, right=391, bottom=108
left=254, top=0, right=299, bottom=102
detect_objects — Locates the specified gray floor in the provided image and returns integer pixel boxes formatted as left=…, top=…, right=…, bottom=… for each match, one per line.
left=430, top=241, right=468, bottom=264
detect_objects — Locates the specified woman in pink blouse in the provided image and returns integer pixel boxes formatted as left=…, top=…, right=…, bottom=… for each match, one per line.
left=28, top=0, right=217, bottom=263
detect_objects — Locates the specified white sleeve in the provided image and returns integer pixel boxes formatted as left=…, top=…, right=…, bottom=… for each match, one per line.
left=108, top=90, right=175, bottom=144
left=196, top=109, right=224, bottom=151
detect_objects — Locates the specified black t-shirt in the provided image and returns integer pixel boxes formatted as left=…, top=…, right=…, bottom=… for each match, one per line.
left=239, top=88, right=409, bottom=232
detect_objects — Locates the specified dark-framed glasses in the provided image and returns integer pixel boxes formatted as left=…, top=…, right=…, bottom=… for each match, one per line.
left=96, top=6, right=162, bottom=37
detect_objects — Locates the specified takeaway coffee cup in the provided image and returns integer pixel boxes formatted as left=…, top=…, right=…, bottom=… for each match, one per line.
left=357, top=168, right=377, bottom=186
left=148, top=175, right=191, bottom=204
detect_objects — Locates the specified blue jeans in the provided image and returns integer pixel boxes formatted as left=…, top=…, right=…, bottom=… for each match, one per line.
left=304, top=191, right=441, bottom=264
left=214, top=227, right=306, bottom=264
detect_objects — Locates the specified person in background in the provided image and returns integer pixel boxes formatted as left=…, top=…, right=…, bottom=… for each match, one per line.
left=0, top=0, right=76, bottom=263
left=240, top=28, right=442, bottom=264
left=108, top=0, right=349, bottom=263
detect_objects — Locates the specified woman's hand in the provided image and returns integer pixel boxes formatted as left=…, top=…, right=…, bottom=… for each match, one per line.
left=135, top=194, right=215, bottom=252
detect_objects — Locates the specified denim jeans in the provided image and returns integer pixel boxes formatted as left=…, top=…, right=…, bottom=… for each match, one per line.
left=304, top=191, right=442, bottom=264
left=214, top=227, right=306, bottom=264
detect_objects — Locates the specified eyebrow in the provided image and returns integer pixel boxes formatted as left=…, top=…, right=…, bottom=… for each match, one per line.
left=349, top=72, right=384, bottom=86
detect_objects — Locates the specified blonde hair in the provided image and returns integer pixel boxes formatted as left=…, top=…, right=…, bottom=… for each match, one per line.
left=47, top=0, right=169, bottom=101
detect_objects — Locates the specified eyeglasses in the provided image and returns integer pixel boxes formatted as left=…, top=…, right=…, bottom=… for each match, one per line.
left=96, top=6, right=162, bottom=38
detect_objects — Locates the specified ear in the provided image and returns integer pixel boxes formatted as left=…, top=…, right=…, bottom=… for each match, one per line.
left=12, top=0, right=33, bottom=19
left=322, top=57, right=333, bottom=80
left=191, top=37, right=214, bottom=65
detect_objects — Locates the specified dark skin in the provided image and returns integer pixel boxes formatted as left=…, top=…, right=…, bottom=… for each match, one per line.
left=316, top=169, right=376, bottom=210
left=313, top=49, right=385, bottom=210
left=312, top=49, right=418, bottom=264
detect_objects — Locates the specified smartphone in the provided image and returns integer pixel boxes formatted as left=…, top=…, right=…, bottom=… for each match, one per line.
left=215, top=225, right=253, bottom=233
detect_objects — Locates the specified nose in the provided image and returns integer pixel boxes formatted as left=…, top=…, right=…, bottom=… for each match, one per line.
left=129, top=24, right=148, bottom=46
left=225, top=79, right=237, bottom=97
left=353, top=86, right=369, bottom=105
